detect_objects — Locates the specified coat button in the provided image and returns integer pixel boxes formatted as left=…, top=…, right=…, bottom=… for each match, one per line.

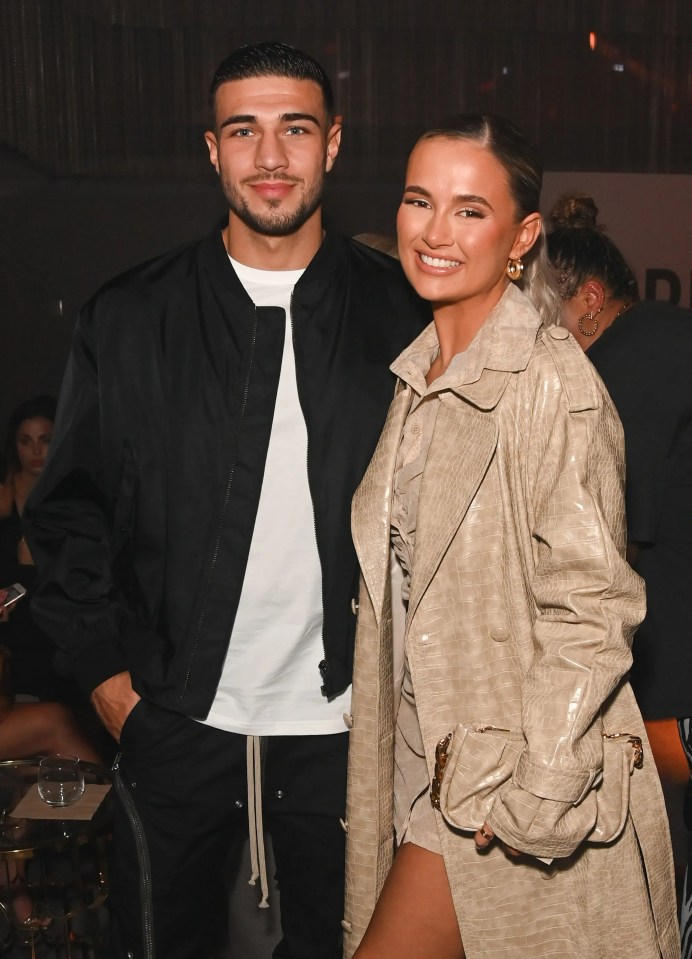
left=339, top=817, right=349, bottom=834
left=343, top=712, right=354, bottom=729
left=351, top=598, right=359, bottom=615
left=341, top=920, right=353, bottom=934
left=549, top=326, right=570, bottom=340
left=490, top=625, right=509, bottom=643
left=318, top=659, right=328, bottom=674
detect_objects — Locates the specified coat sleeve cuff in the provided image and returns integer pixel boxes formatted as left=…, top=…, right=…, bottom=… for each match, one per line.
left=512, top=752, right=600, bottom=805
left=67, top=617, right=163, bottom=696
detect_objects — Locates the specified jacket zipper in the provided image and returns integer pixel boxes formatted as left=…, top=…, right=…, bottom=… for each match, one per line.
left=112, top=752, right=155, bottom=959
left=289, top=293, right=329, bottom=689
left=182, top=308, right=259, bottom=694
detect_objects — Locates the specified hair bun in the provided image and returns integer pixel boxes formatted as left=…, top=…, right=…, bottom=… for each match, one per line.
left=548, top=193, right=602, bottom=231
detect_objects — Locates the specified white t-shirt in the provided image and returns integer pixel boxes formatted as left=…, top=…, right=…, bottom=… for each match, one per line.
left=201, top=256, right=351, bottom=735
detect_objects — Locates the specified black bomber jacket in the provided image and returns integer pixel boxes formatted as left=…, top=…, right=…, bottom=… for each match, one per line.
left=24, top=225, right=430, bottom=718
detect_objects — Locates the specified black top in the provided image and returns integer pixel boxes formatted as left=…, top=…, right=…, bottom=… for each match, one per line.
left=588, top=299, right=692, bottom=719
left=0, top=507, right=78, bottom=704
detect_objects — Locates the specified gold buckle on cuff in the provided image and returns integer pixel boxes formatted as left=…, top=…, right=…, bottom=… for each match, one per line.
left=603, top=731, right=644, bottom=769
left=430, top=732, right=452, bottom=809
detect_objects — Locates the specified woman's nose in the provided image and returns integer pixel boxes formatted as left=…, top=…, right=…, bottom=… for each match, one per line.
left=422, top=214, right=453, bottom=249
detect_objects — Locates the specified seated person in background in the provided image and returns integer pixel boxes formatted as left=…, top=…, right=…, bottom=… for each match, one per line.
left=0, top=587, right=100, bottom=762
left=0, top=454, right=12, bottom=520
left=547, top=193, right=692, bottom=955
left=0, top=397, right=81, bottom=704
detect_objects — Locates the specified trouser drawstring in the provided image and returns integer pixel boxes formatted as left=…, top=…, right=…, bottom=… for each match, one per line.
left=246, top=735, right=269, bottom=908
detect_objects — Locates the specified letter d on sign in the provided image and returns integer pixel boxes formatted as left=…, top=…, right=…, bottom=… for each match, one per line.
left=645, top=269, right=681, bottom=304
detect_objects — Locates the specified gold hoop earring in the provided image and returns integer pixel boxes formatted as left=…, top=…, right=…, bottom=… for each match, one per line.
left=506, top=258, right=524, bottom=282
left=577, top=310, right=600, bottom=337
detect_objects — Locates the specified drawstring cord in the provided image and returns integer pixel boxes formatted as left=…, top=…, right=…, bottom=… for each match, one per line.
left=246, top=735, right=269, bottom=908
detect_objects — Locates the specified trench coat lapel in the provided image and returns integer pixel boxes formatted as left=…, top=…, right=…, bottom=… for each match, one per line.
left=406, top=382, right=503, bottom=625
left=352, top=386, right=412, bottom=626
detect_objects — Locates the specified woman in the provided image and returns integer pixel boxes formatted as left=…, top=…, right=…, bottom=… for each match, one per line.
left=343, top=117, right=679, bottom=959
left=0, top=397, right=80, bottom=703
left=547, top=194, right=692, bottom=957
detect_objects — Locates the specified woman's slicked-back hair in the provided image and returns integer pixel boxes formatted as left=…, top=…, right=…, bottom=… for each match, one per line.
left=416, top=114, right=560, bottom=324
left=4, top=394, right=57, bottom=471
left=208, top=41, right=334, bottom=121
left=546, top=194, right=640, bottom=302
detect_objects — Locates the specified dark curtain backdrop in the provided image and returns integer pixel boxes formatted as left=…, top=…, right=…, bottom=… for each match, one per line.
left=2, top=0, right=691, bottom=180
left=0, top=0, right=690, bottom=429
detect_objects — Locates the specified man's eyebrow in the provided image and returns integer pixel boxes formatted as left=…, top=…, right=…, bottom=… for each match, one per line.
left=281, top=112, right=321, bottom=125
left=403, top=185, right=493, bottom=209
left=219, top=112, right=321, bottom=130
left=219, top=114, right=256, bottom=129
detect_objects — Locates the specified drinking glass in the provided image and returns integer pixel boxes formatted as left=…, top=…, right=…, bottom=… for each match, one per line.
left=37, top=755, right=85, bottom=807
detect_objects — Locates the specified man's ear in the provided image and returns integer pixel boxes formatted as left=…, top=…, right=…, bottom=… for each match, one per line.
left=510, top=212, right=542, bottom=260
left=325, top=120, right=342, bottom=172
left=204, top=131, right=219, bottom=173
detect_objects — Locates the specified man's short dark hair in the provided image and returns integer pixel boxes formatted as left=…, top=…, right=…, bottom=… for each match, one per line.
left=209, top=42, right=334, bottom=120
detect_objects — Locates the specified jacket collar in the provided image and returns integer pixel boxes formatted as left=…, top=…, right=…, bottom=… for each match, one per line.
left=391, top=283, right=542, bottom=410
left=201, top=219, right=347, bottom=306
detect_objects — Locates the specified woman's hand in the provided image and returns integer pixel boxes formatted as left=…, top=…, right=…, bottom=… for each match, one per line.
left=474, top=821, right=521, bottom=858
left=0, top=590, right=9, bottom=624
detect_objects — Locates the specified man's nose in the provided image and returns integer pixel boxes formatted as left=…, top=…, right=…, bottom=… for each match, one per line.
left=255, top=132, right=288, bottom=172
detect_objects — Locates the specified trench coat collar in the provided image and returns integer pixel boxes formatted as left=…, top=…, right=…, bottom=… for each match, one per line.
left=353, top=283, right=542, bottom=627
left=391, top=282, right=542, bottom=410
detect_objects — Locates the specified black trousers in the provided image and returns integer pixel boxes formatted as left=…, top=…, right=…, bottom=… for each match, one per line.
left=109, top=699, right=348, bottom=959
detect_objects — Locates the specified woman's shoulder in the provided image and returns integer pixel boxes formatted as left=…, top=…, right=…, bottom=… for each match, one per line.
left=524, top=325, right=605, bottom=414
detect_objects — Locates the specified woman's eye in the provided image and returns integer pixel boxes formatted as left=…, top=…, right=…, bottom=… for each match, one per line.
left=402, top=198, right=430, bottom=209
left=458, top=208, right=483, bottom=218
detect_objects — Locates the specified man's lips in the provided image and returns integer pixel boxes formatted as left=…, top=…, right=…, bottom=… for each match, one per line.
left=248, top=181, right=297, bottom=200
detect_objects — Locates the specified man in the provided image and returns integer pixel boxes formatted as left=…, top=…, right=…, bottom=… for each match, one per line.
left=24, top=42, right=429, bottom=959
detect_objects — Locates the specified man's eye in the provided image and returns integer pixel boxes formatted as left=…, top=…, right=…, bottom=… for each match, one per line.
left=285, top=126, right=307, bottom=136
left=230, top=128, right=254, bottom=137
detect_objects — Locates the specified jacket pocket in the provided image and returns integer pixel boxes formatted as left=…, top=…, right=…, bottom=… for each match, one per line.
left=434, top=723, right=526, bottom=831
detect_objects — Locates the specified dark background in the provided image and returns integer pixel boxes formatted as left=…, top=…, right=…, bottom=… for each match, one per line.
left=1, top=0, right=691, bottom=429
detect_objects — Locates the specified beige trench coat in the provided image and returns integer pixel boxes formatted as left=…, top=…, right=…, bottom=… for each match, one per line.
left=344, top=286, right=679, bottom=959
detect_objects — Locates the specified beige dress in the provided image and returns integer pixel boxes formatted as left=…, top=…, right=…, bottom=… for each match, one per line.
left=390, top=322, right=499, bottom=854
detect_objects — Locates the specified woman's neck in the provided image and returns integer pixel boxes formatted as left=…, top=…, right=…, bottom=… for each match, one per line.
left=12, top=471, right=36, bottom=516
left=429, top=285, right=507, bottom=381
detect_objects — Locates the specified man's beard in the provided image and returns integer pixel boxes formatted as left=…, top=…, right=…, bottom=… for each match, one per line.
left=220, top=174, right=324, bottom=237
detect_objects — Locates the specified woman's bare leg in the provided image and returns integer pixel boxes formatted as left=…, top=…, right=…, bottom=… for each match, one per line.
left=354, top=842, right=465, bottom=959
left=0, top=702, right=102, bottom=763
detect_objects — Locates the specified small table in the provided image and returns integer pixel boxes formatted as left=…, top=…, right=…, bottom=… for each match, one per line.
left=0, top=759, right=112, bottom=958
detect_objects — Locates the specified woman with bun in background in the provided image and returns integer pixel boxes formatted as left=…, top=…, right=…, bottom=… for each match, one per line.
left=547, top=195, right=692, bottom=956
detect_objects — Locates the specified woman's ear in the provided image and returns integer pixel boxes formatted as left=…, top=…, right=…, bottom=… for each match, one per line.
left=580, top=279, right=607, bottom=314
left=510, top=213, right=542, bottom=260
